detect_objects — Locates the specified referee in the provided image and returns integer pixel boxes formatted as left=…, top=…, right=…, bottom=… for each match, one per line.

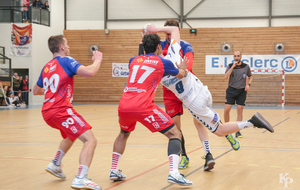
left=224, top=51, right=253, bottom=138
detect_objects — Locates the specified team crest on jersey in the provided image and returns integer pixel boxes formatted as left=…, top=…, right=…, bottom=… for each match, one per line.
left=152, top=122, right=160, bottom=129
left=137, top=58, right=143, bottom=63
left=44, top=67, right=49, bottom=73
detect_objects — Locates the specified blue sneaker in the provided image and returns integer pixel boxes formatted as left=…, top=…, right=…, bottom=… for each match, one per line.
left=109, top=169, right=126, bottom=181
left=167, top=172, right=193, bottom=186
left=226, top=134, right=240, bottom=151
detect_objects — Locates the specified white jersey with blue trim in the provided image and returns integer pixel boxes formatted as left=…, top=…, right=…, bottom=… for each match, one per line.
left=161, top=39, right=204, bottom=107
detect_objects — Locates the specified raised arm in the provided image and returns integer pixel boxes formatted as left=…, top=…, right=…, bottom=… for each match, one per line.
left=224, top=62, right=237, bottom=79
left=146, top=25, right=180, bottom=43
left=77, top=51, right=103, bottom=78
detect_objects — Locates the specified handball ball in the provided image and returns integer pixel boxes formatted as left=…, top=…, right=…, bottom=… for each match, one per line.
left=143, top=23, right=153, bottom=33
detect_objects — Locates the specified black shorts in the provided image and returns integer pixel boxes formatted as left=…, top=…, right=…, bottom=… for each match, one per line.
left=225, top=86, right=247, bottom=106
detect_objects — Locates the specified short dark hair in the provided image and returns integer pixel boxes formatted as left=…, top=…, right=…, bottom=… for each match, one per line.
left=48, top=35, right=64, bottom=54
left=142, top=34, right=161, bottom=54
left=164, top=19, right=179, bottom=28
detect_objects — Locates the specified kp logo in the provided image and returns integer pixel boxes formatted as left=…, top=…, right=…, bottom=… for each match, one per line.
left=281, top=57, right=297, bottom=72
left=279, top=173, right=293, bottom=188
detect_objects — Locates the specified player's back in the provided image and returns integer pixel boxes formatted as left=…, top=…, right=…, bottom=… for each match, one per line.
left=119, top=54, right=170, bottom=112
left=37, top=56, right=81, bottom=112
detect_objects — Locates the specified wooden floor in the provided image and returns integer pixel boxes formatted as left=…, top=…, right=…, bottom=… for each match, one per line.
left=0, top=104, right=299, bottom=190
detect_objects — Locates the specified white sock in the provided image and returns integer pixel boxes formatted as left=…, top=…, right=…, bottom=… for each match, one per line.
left=53, top=150, right=65, bottom=166
left=238, top=120, right=254, bottom=130
left=169, top=154, right=179, bottom=174
left=77, top=165, right=89, bottom=178
left=202, top=140, right=211, bottom=155
left=111, top=152, right=122, bottom=171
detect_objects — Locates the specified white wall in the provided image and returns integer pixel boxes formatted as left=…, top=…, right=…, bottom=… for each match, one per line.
left=66, top=0, right=300, bottom=29
left=0, top=0, right=64, bottom=105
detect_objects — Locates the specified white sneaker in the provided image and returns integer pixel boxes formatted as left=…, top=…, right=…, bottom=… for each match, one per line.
left=109, top=169, right=126, bottom=181
left=167, top=172, right=193, bottom=186
left=71, top=175, right=101, bottom=190
left=45, top=161, right=66, bottom=179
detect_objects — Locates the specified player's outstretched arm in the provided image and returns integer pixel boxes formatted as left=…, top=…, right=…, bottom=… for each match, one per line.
left=77, top=51, right=103, bottom=78
left=146, top=25, right=180, bottom=44
left=33, top=84, right=44, bottom=95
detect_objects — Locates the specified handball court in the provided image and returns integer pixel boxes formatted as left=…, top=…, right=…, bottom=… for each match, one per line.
left=0, top=104, right=299, bottom=190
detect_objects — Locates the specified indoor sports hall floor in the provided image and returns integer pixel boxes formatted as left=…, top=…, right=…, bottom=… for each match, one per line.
left=0, top=103, right=299, bottom=190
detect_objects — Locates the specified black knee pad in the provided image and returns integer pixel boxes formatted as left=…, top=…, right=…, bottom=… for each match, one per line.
left=168, top=138, right=182, bottom=156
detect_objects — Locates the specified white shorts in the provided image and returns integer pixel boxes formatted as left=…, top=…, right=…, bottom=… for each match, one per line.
left=187, top=86, right=220, bottom=133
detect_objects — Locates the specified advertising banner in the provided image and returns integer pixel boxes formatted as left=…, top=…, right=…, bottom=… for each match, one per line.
left=112, top=63, right=129, bottom=77
left=205, top=55, right=300, bottom=74
left=10, top=24, right=32, bottom=56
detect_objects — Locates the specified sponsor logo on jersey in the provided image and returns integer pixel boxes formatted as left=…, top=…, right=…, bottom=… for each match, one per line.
left=211, top=113, right=218, bottom=124
left=162, top=77, right=180, bottom=87
left=45, top=98, right=55, bottom=102
left=143, top=59, right=159, bottom=65
left=44, top=67, right=49, bottom=73
left=70, top=61, right=78, bottom=67
left=124, top=87, right=146, bottom=93
left=49, top=64, right=57, bottom=73
left=67, top=84, right=72, bottom=98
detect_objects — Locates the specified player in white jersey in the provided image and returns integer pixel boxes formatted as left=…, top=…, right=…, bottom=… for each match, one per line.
left=146, top=24, right=274, bottom=148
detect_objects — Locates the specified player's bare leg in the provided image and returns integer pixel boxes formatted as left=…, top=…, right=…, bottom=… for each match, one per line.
left=71, top=130, right=100, bottom=190
left=214, top=112, right=274, bottom=137
left=193, top=118, right=215, bottom=171
left=163, top=126, right=193, bottom=186
left=236, top=105, right=244, bottom=138
left=45, top=137, right=74, bottom=179
left=224, top=104, right=233, bottom=123
left=109, top=130, right=130, bottom=181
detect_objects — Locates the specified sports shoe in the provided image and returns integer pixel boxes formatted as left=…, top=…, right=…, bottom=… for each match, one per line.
left=203, top=152, right=215, bottom=171
left=250, top=112, right=274, bottom=133
left=71, top=175, right=101, bottom=190
left=109, top=169, right=126, bottom=181
left=45, top=160, right=66, bottom=179
left=235, top=131, right=243, bottom=138
left=226, top=134, right=240, bottom=151
left=178, top=156, right=189, bottom=169
left=167, top=172, right=193, bottom=186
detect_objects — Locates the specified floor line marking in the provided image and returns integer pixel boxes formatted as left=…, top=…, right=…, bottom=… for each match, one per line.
left=103, top=147, right=203, bottom=190
left=262, top=117, right=290, bottom=133
left=160, top=149, right=233, bottom=190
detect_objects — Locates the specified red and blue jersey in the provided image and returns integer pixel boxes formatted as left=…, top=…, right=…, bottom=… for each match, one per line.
left=118, top=53, right=179, bottom=112
left=37, top=56, right=82, bottom=112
